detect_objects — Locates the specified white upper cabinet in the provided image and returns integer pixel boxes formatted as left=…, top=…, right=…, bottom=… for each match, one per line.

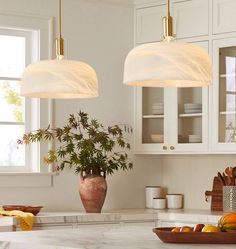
left=213, top=0, right=236, bottom=34
left=173, top=0, right=209, bottom=38
left=211, top=37, right=236, bottom=152
left=136, top=0, right=209, bottom=44
left=134, top=0, right=236, bottom=154
left=134, top=41, right=209, bottom=154
left=136, top=4, right=166, bottom=44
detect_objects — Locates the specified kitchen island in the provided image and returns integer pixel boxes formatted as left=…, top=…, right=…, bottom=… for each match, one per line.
left=0, top=209, right=222, bottom=232
left=0, top=223, right=235, bottom=249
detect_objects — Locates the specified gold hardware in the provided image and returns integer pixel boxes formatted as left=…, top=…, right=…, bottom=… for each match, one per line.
left=170, top=146, right=175, bottom=150
left=162, top=0, right=174, bottom=41
left=56, top=0, right=64, bottom=59
left=56, top=37, right=64, bottom=60
left=163, top=146, right=168, bottom=150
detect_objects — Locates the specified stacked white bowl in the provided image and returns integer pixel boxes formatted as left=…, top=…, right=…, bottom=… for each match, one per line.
left=189, top=134, right=202, bottom=143
left=151, top=134, right=164, bottom=143
left=152, top=103, right=164, bottom=115
left=184, top=103, right=202, bottom=114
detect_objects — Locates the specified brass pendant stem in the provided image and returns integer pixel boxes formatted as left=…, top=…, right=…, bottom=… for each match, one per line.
left=56, top=0, right=64, bottom=59
left=167, top=0, right=170, bottom=16
left=59, top=0, right=62, bottom=38
left=163, top=0, right=174, bottom=41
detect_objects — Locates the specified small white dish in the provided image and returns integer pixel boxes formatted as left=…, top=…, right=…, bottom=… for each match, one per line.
left=166, top=194, right=183, bottom=209
left=151, top=134, right=164, bottom=143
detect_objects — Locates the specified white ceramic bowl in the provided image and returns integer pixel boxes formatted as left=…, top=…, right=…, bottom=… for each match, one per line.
left=166, top=194, right=183, bottom=209
left=151, top=134, right=164, bottom=143
left=153, top=198, right=166, bottom=209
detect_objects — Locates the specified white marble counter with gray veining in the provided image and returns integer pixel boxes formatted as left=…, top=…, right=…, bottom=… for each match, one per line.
left=0, top=223, right=235, bottom=249
left=0, top=209, right=224, bottom=232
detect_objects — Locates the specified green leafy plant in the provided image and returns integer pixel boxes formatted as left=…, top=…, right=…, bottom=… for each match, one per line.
left=18, top=111, right=133, bottom=177
left=1, top=81, right=23, bottom=122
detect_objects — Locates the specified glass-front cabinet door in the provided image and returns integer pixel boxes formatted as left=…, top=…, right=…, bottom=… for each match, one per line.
left=135, top=87, right=170, bottom=153
left=135, top=86, right=208, bottom=153
left=212, top=37, right=236, bottom=152
left=174, top=87, right=208, bottom=152
left=134, top=41, right=209, bottom=154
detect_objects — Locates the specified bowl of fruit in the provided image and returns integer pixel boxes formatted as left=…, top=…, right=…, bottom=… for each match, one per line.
left=153, top=213, right=236, bottom=244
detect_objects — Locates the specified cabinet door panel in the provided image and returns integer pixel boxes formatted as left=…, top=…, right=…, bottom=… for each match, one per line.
left=213, top=0, right=236, bottom=34
left=136, top=5, right=166, bottom=44
left=173, top=0, right=209, bottom=39
left=174, top=41, right=209, bottom=152
left=212, top=37, right=236, bottom=152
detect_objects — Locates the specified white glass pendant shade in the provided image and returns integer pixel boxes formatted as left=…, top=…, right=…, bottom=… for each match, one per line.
left=123, top=41, right=212, bottom=87
left=21, top=59, right=98, bottom=99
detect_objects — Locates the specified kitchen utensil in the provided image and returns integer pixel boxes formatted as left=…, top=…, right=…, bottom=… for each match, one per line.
left=217, top=172, right=226, bottom=186
left=232, top=167, right=236, bottom=185
left=222, top=172, right=229, bottom=186
left=205, top=176, right=223, bottom=211
left=225, top=166, right=233, bottom=178
left=223, top=186, right=236, bottom=212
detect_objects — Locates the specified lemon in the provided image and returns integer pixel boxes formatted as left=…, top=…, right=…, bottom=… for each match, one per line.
left=201, top=225, right=220, bottom=232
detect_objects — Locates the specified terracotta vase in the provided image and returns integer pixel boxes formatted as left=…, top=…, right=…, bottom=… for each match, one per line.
left=79, top=174, right=107, bottom=213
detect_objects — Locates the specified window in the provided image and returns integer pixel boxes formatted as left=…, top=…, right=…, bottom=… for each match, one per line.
left=0, top=13, right=53, bottom=175
left=0, top=29, right=39, bottom=172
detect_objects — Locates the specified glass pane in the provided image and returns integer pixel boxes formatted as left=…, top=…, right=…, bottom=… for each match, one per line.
left=219, top=46, right=236, bottom=143
left=178, top=88, right=202, bottom=144
left=0, top=35, right=25, bottom=78
left=0, top=125, right=25, bottom=166
left=0, top=80, right=24, bottom=122
left=142, top=87, right=164, bottom=143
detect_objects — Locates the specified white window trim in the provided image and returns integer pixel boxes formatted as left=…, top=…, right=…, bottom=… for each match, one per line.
left=0, top=12, right=54, bottom=186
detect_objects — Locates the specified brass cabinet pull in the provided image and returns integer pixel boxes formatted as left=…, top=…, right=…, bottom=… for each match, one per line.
left=163, top=146, right=168, bottom=150
left=170, top=146, right=175, bottom=150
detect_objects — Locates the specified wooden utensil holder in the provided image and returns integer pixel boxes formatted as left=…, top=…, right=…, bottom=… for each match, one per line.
left=205, top=176, right=223, bottom=211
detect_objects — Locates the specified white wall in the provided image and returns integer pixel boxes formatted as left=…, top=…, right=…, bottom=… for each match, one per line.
left=161, top=155, right=236, bottom=209
left=0, top=0, right=231, bottom=212
left=0, top=0, right=163, bottom=211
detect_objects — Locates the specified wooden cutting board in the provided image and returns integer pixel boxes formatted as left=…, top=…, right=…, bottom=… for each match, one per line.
left=205, top=176, right=223, bottom=211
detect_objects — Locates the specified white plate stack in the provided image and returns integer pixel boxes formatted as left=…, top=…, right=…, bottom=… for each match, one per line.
left=184, top=103, right=202, bottom=114
left=152, top=103, right=164, bottom=115
left=189, top=135, right=202, bottom=143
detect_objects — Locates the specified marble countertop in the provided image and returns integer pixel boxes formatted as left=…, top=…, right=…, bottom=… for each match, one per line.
left=0, top=223, right=234, bottom=249
left=0, top=209, right=223, bottom=231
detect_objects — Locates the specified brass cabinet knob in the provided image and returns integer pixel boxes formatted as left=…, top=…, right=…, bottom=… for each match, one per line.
left=163, top=146, right=168, bottom=150
left=170, top=146, right=175, bottom=150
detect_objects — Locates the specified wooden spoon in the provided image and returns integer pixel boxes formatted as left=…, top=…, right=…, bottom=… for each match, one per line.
left=232, top=167, right=236, bottom=186
left=223, top=172, right=231, bottom=186
left=225, top=166, right=233, bottom=178
left=217, top=172, right=226, bottom=186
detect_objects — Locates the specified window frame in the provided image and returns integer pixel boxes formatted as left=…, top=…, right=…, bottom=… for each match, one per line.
left=0, top=12, right=53, bottom=175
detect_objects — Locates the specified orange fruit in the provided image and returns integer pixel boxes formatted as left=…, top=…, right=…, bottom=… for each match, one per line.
left=171, top=227, right=181, bottom=233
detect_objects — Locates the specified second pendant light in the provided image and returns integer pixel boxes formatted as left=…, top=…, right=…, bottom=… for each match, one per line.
left=123, top=0, right=212, bottom=88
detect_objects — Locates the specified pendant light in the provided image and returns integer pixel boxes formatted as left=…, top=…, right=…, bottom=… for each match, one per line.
left=20, top=0, right=98, bottom=99
left=123, top=0, right=212, bottom=87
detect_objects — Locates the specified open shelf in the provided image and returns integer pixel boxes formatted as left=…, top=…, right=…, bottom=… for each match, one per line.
left=142, top=115, right=164, bottom=119
left=220, top=73, right=236, bottom=78
left=220, top=111, right=236, bottom=115
left=179, top=113, right=202, bottom=118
